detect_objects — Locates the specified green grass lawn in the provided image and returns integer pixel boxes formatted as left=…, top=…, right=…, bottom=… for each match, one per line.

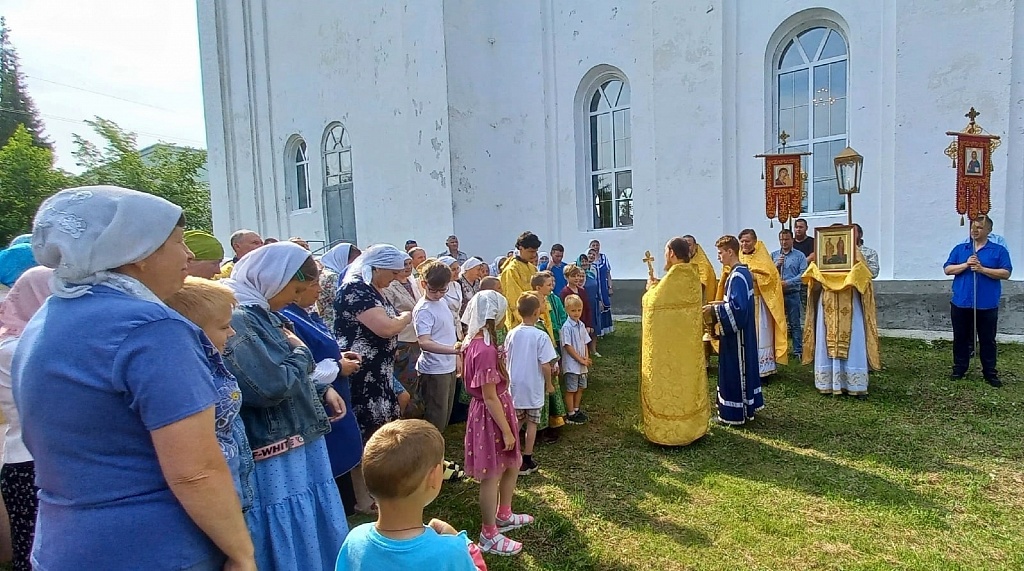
left=353, top=322, right=1024, bottom=570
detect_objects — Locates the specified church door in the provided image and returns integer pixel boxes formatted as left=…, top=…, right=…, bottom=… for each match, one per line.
left=323, top=181, right=357, bottom=245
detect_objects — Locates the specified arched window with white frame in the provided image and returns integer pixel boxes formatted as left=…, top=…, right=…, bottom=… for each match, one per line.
left=584, top=74, right=632, bottom=229
left=774, top=24, right=848, bottom=213
left=287, top=137, right=311, bottom=211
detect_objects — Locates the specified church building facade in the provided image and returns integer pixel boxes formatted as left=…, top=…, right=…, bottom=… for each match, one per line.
left=197, top=0, right=1023, bottom=288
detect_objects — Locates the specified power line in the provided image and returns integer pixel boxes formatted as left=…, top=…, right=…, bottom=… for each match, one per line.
left=0, top=106, right=206, bottom=146
left=24, top=74, right=177, bottom=112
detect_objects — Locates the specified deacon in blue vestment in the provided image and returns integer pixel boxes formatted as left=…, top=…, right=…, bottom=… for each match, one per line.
left=704, top=236, right=764, bottom=425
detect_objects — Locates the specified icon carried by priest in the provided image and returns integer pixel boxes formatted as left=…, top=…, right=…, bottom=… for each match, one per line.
left=640, top=238, right=710, bottom=445
left=803, top=225, right=881, bottom=397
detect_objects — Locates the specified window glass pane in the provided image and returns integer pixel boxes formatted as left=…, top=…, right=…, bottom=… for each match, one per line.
left=613, top=109, right=631, bottom=167
left=830, top=60, right=847, bottom=99
left=814, top=65, right=830, bottom=101
left=794, top=104, right=809, bottom=141
left=778, top=108, right=796, bottom=141
left=295, top=145, right=305, bottom=163
left=603, top=81, right=622, bottom=108
left=812, top=178, right=843, bottom=212
left=798, top=27, right=826, bottom=61
left=617, top=82, right=630, bottom=106
left=340, top=150, right=352, bottom=175
left=779, top=39, right=803, bottom=69
left=830, top=98, right=847, bottom=136
left=340, top=128, right=350, bottom=148
left=297, top=164, right=309, bottom=209
left=615, top=170, right=632, bottom=200
left=819, top=29, right=847, bottom=59
left=778, top=71, right=795, bottom=109
left=814, top=99, right=830, bottom=138
left=591, top=113, right=612, bottom=170
left=813, top=141, right=833, bottom=179
left=325, top=151, right=341, bottom=177
left=590, top=90, right=604, bottom=113
left=617, top=200, right=634, bottom=227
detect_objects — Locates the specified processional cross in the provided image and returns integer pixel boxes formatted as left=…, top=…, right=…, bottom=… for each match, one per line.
left=642, top=250, right=655, bottom=280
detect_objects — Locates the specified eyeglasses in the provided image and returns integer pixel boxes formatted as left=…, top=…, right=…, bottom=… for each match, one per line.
left=427, top=287, right=447, bottom=294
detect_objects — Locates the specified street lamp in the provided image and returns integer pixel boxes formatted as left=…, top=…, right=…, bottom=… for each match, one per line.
left=834, top=146, right=863, bottom=225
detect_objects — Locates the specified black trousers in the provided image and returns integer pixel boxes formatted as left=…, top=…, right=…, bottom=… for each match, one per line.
left=950, top=303, right=999, bottom=378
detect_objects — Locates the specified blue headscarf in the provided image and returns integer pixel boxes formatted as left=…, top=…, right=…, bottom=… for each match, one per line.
left=0, top=243, right=39, bottom=287
left=8, top=234, right=31, bottom=247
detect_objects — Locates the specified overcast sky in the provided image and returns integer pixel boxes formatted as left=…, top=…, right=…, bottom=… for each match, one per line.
left=3, top=0, right=207, bottom=172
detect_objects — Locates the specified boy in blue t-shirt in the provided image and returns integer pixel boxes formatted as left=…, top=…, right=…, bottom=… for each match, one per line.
left=335, top=420, right=484, bottom=570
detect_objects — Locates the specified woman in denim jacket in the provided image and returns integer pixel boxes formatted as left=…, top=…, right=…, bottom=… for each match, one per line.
left=222, top=242, right=349, bottom=571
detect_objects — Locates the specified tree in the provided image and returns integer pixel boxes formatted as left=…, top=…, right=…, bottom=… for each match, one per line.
left=0, top=17, right=50, bottom=150
left=72, top=117, right=212, bottom=231
left=0, top=125, right=68, bottom=244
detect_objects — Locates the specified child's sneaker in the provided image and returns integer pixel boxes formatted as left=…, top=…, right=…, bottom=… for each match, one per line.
left=518, top=457, right=539, bottom=475
left=565, top=412, right=584, bottom=425
left=478, top=532, right=523, bottom=556
left=496, top=512, right=535, bottom=533
left=574, top=410, right=590, bottom=423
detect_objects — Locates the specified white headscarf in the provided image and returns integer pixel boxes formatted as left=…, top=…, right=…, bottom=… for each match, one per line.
left=222, top=242, right=312, bottom=309
left=463, top=257, right=484, bottom=273
left=320, top=243, right=354, bottom=275
left=343, top=244, right=410, bottom=285
left=31, top=186, right=183, bottom=299
left=461, top=290, right=507, bottom=346
left=438, top=256, right=457, bottom=268
left=490, top=256, right=505, bottom=276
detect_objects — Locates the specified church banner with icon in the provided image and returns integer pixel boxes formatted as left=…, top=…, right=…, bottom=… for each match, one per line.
left=758, top=152, right=806, bottom=226
left=945, top=107, right=1000, bottom=225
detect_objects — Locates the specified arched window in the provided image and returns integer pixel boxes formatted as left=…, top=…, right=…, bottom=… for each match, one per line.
left=774, top=25, right=848, bottom=213
left=321, top=123, right=357, bottom=244
left=586, top=76, right=632, bottom=229
left=322, top=123, right=352, bottom=187
left=287, top=137, right=311, bottom=211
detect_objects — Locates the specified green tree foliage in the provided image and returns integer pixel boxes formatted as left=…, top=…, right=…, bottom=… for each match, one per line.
left=0, top=125, right=68, bottom=244
left=0, top=17, right=50, bottom=150
left=72, top=117, right=212, bottom=231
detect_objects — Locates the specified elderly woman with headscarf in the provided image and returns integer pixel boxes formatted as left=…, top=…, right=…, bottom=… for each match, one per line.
left=0, top=266, right=51, bottom=571
left=382, top=255, right=425, bottom=419
left=220, top=242, right=349, bottom=570
left=317, top=242, right=361, bottom=329
left=183, top=230, right=226, bottom=279
left=12, top=186, right=254, bottom=570
left=458, top=257, right=489, bottom=316
left=333, top=244, right=412, bottom=512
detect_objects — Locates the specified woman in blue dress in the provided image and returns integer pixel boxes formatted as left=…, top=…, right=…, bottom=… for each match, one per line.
left=578, top=254, right=604, bottom=357
left=588, top=245, right=615, bottom=336
left=221, top=242, right=349, bottom=571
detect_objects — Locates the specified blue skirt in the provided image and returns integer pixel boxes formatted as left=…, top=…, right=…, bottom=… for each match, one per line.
left=325, top=376, right=363, bottom=477
left=245, top=437, right=349, bottom=571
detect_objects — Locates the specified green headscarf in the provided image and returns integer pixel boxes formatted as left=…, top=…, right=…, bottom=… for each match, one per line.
left=184, top=230, right=225, bottom=261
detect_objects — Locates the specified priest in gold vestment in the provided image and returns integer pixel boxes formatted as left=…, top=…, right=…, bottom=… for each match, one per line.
left=640, top=238, right=710, bottom=445
left=738, top=230, right=788, bottom=376
left=802, top=251, right=881, bottom=396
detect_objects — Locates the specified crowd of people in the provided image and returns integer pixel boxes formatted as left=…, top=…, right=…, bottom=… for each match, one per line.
left=0, top=184, right=1012, bottom=569
left=0, top=185, right=624, bottom=570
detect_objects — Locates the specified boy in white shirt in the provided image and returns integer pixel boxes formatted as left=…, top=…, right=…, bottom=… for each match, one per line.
left=560, top=294, right=592, bottom=425
left=504, top=292, right=557, bottom=476
left=414, top=261, right=463, bottom=433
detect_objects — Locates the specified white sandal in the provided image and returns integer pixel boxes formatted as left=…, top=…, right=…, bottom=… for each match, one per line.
left=496, top=512, right=535, bottom=533
left=478, top=532, right=523, bottom=556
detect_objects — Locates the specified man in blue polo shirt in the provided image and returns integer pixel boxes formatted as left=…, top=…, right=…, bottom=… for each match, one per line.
left=943, top=215, right=1012, bottom=386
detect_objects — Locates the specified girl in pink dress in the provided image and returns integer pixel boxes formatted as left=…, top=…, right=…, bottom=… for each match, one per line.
left=460, top=290, right=535, bottom=556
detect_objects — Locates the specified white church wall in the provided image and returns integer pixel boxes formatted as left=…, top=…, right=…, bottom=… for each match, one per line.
left=199, top=0, right=456, bottom=251
left=733, top=0, right=1019, bottom=281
